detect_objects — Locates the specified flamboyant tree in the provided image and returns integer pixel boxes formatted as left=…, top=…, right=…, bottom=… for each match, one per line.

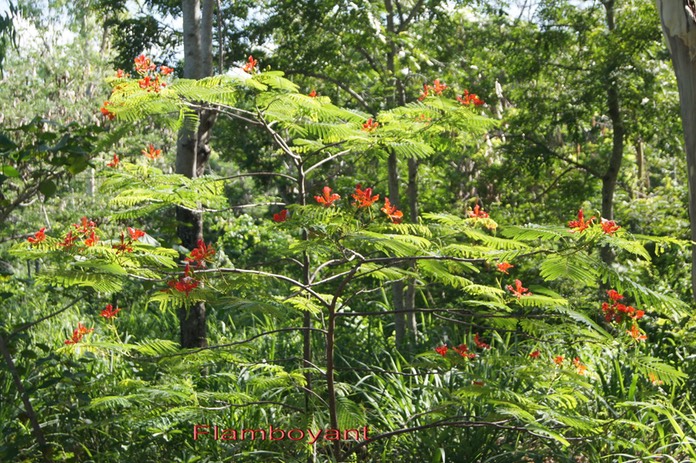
left=255, top=0, right=466, bottom=347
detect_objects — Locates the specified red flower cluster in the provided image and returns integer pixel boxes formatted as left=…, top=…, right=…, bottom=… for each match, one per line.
left=434, top=336, right=490, bottom=359
left=362, top=118, right=379, bottom=132
left=27, top=228, right=46, bottom=244
left=352, top=184, right=379, bottom=208
left=457, top=90, right=484, bottom=106
left=468, top=204, right=489, bottom=219
left=134, top=54, right=156, bottom=74
left=273, top=209, right=288, bottom=222
left=601, top=218, right=621, bottom=235
left=284, top=184, right=402, bottom=224
left=568, top=209, right=595, bottom=233
left=168, top=263, right=199, bottom=296
left=186, top=239, right=216, bottom=268
left=111, top=226, right=146, bottom=253
left=100, top=101, right=115, bottom=120
left=315, top=186, right=341, bottom=207
left=600, top=289, right=644, bottom=323
left=506, top=279, right=531, bottom=298
left=496, top=262, right=513, bottom=274
left=473, top=333, right=490, bottom=349
left=64, top=323, right=93, bottom=345
left=529, top=350, right=541, bottom=359
left=128, top=227, right=145, bottom=240
left=142, top=144, right=162, bottom=160
left=573, top=357, right=587, bottom=375
left=100, top=303, right=122, bottom=319
left=58, top=231, right=79, bottom=248
left=74, top=216, right=97, bottom=235
left=58, top=217, right=98, bottom=248
left=418, top=79, right=448, bottom=100
left=84, top=231, right=99, bottom=247
left=242, top=55, right=258, bottom=73
left=113, top=233, right=133, bottom=253
left=381, top=197, right=403, bottom=224
left=627, top=323, right=647, bottom=341
left=107, top=154, right=120, bottom=168
left=308, top=89, right=317, bottom=98
left=134, top=54, right=169, bottom=93
left=453, top=343, right=477, bottom=359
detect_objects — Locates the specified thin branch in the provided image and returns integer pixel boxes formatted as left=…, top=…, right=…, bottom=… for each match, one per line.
left=507, top=134, right=602, bottom=178
left=312, top=269, right=356, bottom=287
left=356, top=46, right=385, bottom=76
left=182, top=101, right=263, bottom=126
left=532, top=166, right=575, bottom=201
left=309, top=258, right=350, bottom=283
left=360, top=255, right=484, bottom=265
left=284, top=70, right=371, bottom=111
left=225, top=202, right=286, bottom=210
left=11, top=297, right=82, bottom=336
left=398, top=0, right=425, bottom=32
left=202, top=267, right=331, bottom=308
left=146, top=327, right=327, bottom=360
left=304, top=149, right=352, bottom=174
left=256, top=108, right=301, bottom=162
left=216, top=171, right=298, bottom=182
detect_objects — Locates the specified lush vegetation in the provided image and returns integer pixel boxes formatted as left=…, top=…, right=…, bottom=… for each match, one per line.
left=2, top=1, right=696, bottom=462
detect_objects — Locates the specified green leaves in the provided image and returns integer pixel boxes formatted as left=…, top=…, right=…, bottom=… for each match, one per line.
left=539, top=253, right=599, bottom=285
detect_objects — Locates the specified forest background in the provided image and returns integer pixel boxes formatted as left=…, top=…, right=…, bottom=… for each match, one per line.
left=2, top=0, right=696, bottom=462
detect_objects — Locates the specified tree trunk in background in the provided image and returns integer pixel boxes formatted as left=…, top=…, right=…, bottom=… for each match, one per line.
left=405, top=157, right=419, bottom=337
left=656, top=0, right=696, bottom=299
left=384, top=0, right=407, bottom=347
left=387, top=150, right=406, bottom=346
left=177, top=0, right=217, bottom=348
left=601, top=0, right=624, bottom=264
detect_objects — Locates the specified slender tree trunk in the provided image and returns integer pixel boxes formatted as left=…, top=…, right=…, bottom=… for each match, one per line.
left=384, top=0, right=409, bottom=347
left=601, top=0, right=624, bottom=264
left=656, top=0, right=696, bottom=298
left=387, top=150, right=406, bottom=345
left=177, top=0, right=217, bottom=347
left=405, top=157, right=419, bottom=336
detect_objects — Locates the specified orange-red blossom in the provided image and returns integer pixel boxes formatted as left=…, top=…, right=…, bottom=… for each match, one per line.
left=64, top=323, right=93, bottom=345
left=314, top=186, right=341, bottom=207
left=352, top=184, right=379, bottom=208
left=381, top=197, right=403, bottom=224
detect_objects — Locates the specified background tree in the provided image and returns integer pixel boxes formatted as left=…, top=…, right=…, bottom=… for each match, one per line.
left=656, top=0, right=696, bottom=298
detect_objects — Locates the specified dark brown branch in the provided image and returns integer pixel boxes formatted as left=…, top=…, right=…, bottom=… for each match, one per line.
left=532, top=166, right=575, bottom=201
left=11, top=297, right=82, bottom=336
left=0, top=333, right=52, bottom=462
left=145, top=327, right=327, bottom=360
left=398, top=0, right=425, bottom=32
